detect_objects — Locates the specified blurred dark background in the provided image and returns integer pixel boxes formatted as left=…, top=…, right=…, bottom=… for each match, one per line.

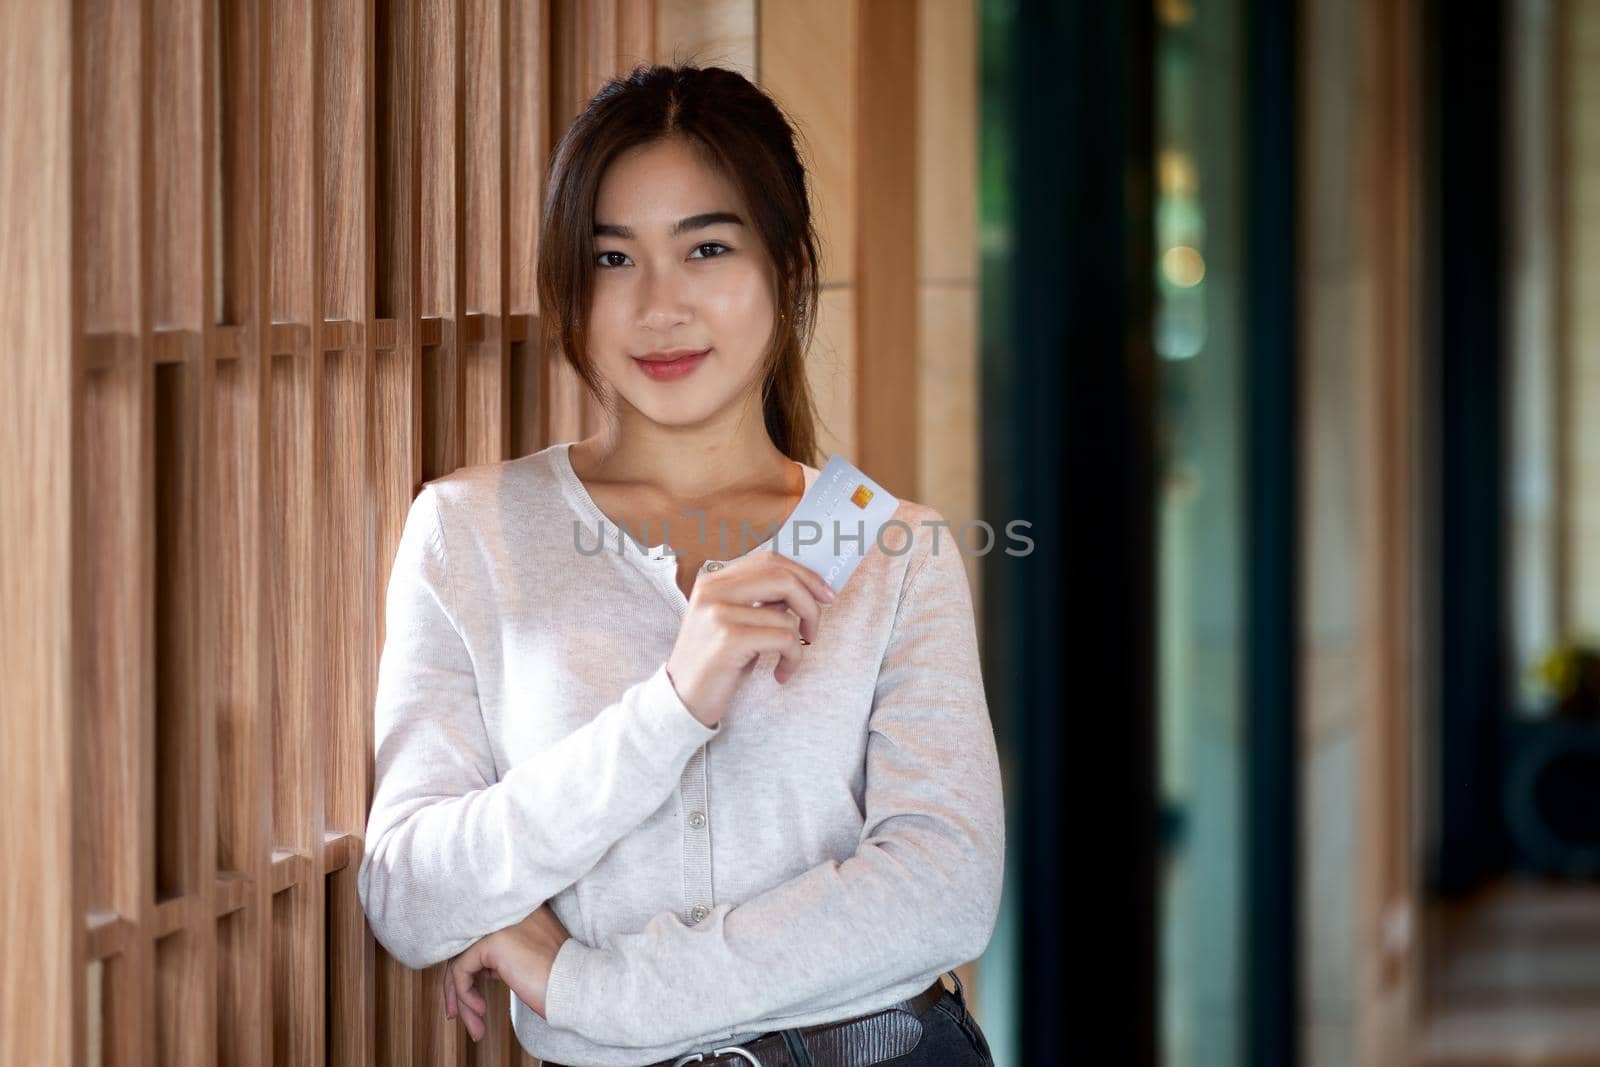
left=978, top=0, right=1600, bottom=1064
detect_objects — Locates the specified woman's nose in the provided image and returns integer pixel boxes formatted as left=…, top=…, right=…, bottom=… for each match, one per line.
left=637, top=266, right=691, bottom=329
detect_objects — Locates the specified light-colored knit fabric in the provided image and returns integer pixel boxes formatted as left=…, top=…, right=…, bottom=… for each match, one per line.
left=357, top=441, right=1005, bottom=1066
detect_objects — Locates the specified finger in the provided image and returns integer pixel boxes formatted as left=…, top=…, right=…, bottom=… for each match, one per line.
left=713, top=608, right=811, bottom=674
left=767, top=553, right=838, bottom=606
left=460, top=1001, right=484, bottom=1042
left=709, top=560, right=834, bottom=617
left=450, top=957, right=481, bottom=1021
left=715, top=602, right=805, bottom=640
left=713, top=616, right=807, bottom=683
left=720, top=585, right=819, bottom=643
left=773, top=629, right=806, bottom=684
left=464, top=974, right=488, bottom=1016
left=714, top=574, right=823, bottom=643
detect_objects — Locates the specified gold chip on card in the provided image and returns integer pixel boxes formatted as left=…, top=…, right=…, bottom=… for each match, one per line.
left=850, top=484, right=874, bottom=509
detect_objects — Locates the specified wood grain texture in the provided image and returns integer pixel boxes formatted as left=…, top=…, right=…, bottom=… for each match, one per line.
left=1298, top=0, right=1425, bottom=1064
left=916, top=0, right=980, bottom=601
left=543, top=0, right=598, bottom=446
left=656, top=0, right=755, bottom=75
left=854, top=0, right=919, bottom=499
left=464, top=0, right=511, bottom=467
left=760, top=0, right=857, bottom=288
left=0, top=0, right=78, bottom=1063
left=5, top=1, right=981, bottom=1062
left=1562, top=0, right=1600, bottom=637
left=1350, top=0, right=1422, bottom=1057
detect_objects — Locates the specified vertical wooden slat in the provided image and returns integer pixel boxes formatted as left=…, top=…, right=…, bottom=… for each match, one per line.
left=137, top=2, right=161, bottom=1063
left=453, top=0, right=471, bottom=474
left=915, top=0, right=981, bottom=587
left=508, top=0, right=548, bottom=458
left=255, top=5, right=278, bottom=1061
left=212, top=2, right=273, bottom=1061
left=588, top=0, right=617, bottom=89
left=322, top=0, right=378, bottom=1062
left=1563, top=2, right=1600, bottom=629
left=196, top=24, right=222, bottom=1041
left=308, top=0, right=331, bottom=1055
left=655, top=0, right=756, bottom=75
left=266, top=0, right=327, bottom=1062
left=320, top=0, right=365, bottom=818
left=577, top=0, right=619, bottom=438
left=78, top=0, right=146, bottom=972
left=151, top=0, right=218, bottom=1059
left=0, top=0, right=79, bottom=1062
left=84, top=0, right=166, bottom=1060
left=616, top=0, right=655, bottom=68
left=1352, top=0, right=1422, bottom=1058
left=542, top=0, right=595, bottom=446
left=1551, top=0, right=1572, bottom=637
left=420, top=0, right=464, bottom=480
left=373, top=0, right=424, bottom=1058
left=465, top=0, right=512, bottom=466
left=760, top=0, right=858, bottom=463
left=855, top=0, right=919, bottom=498
left=516, top=0, right=549, bottom=322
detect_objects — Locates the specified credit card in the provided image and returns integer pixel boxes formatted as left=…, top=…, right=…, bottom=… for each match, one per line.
left=768, top=455, right=900, bottom=593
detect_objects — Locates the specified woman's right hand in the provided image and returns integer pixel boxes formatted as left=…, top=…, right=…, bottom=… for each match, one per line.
left=665, top=552, right=837, bottom=728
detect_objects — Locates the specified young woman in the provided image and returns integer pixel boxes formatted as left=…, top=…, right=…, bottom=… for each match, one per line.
left=357, top=64, right=1004, bottom=1067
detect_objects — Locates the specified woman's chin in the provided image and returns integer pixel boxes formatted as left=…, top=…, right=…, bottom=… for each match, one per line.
left=607, top=362, right=766, bottom=430
left=625, top=392, right=724, bottom=429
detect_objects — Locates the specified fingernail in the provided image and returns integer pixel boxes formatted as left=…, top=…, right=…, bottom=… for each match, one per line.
left=821, top=587, right=837, bottom=602
left=800, top=637, right=811, bottom=646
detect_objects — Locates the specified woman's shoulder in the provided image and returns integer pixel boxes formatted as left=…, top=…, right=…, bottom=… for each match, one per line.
left=879, top=496, right=955, bottom=560
left=415, top=447, right=580, bottom=570
left=844, top=496, right=968, bottom=616
left=419, top=446, right=565, bottom=518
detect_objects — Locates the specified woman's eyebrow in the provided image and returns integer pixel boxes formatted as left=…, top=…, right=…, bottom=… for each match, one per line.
left=593, top=211, right=745, bottom=240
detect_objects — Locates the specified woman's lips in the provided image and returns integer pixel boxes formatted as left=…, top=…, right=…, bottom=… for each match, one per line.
left=632, top=348, right=709, bottom=381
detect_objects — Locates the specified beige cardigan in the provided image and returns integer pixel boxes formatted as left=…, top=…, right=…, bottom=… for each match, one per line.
left=357, top=441, right=1005, bottom=1065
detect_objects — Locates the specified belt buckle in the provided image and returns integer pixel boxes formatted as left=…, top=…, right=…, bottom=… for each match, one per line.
left=672, top=1045, right=764, bottom=1066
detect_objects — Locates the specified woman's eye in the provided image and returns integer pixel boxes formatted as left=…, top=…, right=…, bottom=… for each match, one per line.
left=596, top=244, right=729, bottom=269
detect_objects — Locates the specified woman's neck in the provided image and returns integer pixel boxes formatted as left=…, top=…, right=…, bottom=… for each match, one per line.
left=572, top=403, right=795, bottom=506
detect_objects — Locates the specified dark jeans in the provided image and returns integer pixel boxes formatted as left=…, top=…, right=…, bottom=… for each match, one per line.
left=884, top=970, right=996, bottom=1067
left=777, top=971, right=997, bottom=1067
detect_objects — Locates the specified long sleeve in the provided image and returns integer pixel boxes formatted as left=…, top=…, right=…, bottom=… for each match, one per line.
left=356, top=485, right=721, bottom=971
left=542, top=514, right=1006, bottom=1049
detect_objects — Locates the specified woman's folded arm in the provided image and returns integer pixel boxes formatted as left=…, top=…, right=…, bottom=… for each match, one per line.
left=356, top=485, right=719, bottom=971
left=543, top=520, right=1006, bottom=1048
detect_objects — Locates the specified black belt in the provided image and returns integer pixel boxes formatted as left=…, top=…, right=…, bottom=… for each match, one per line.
left=544, top=972, right=953, bottom=1067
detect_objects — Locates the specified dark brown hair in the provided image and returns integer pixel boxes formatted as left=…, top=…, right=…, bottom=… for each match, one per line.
left=537, top=63, right=822, bottom=466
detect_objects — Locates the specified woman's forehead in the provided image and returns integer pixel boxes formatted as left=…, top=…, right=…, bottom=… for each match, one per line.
left=596, top=139, right=744, bottom=226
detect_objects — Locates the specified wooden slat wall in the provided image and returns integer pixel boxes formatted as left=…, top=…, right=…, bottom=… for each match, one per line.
left=1, top=1, right=981, bottom=1063
left=915, top=0, right=983, bottom=606
left=1298, top=0, right=1424, bottom=1064
left=1561, top=1, right=1600, bottom=635
left=1, top=0, right=77, bottom=1064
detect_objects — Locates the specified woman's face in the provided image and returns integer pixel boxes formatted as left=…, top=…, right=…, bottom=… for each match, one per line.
left=586, top=135, right=778, bottom=427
